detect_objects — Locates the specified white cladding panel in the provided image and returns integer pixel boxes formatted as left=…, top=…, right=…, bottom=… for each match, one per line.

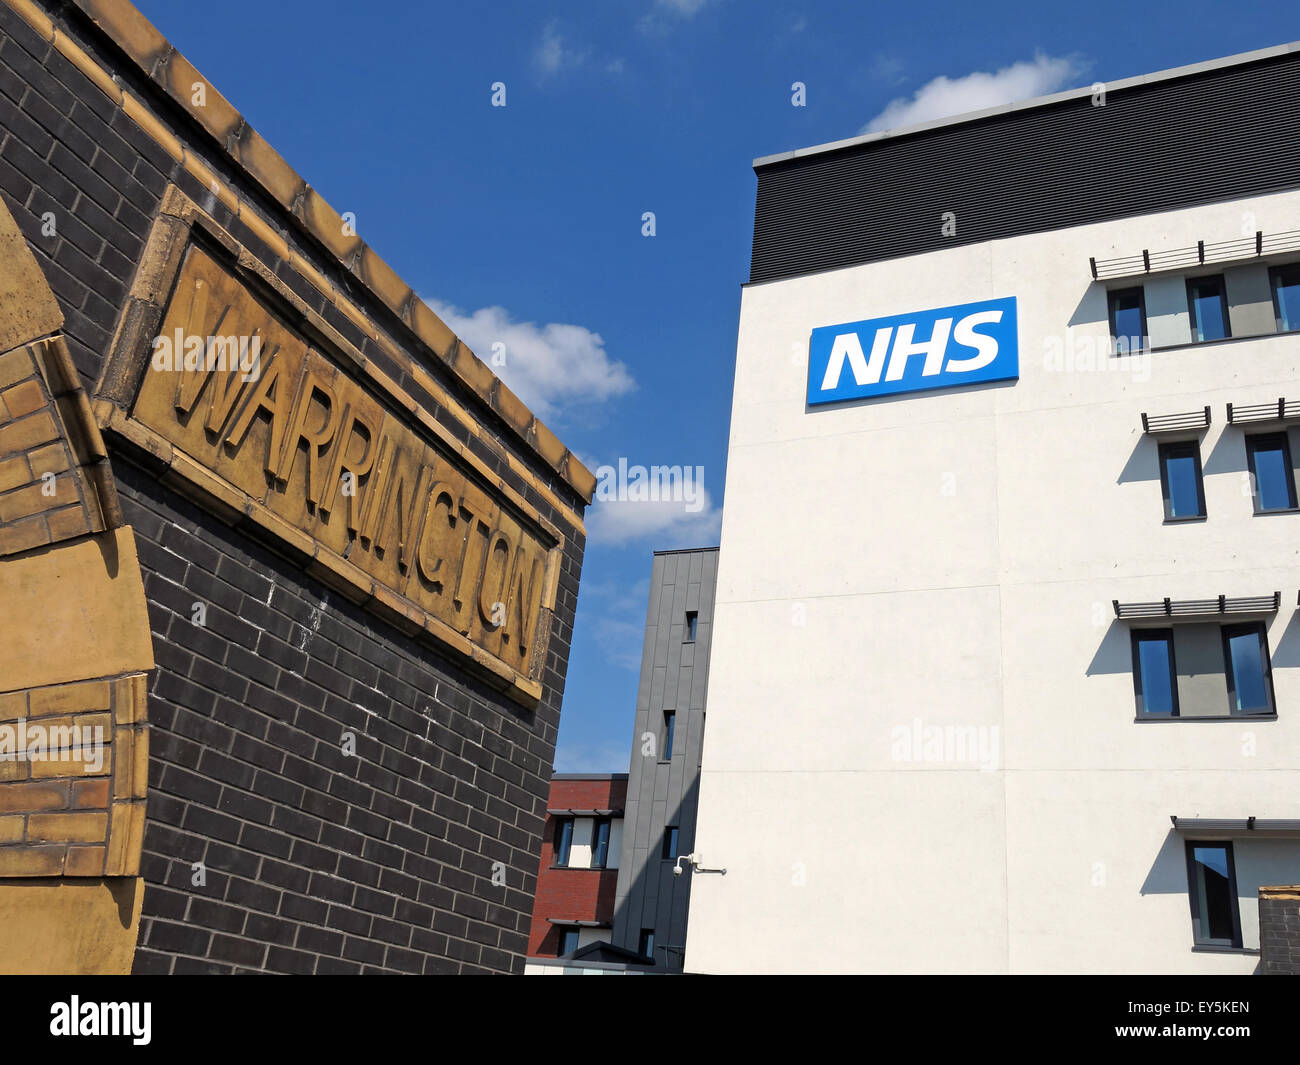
left=687, top=188, right=1300, bottom=974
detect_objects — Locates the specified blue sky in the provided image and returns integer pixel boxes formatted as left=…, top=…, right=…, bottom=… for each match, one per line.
left=135, top=0, right=1299, bottom=772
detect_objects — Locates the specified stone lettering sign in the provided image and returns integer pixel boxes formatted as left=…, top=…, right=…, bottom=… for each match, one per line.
left=97, top=201, right=563, bottom=706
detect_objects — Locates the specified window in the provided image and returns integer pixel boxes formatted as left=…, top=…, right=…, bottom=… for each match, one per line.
left=1132, top=622, right=1279, bottom=720
left=591, top=818, right=611, bottom=868
left=662, top=826, right=679, bottom=860
left=1157, top=440, right=1206, bottom=521
left=558, top=927, right=580, bottom=956
left=1246, top=433, right=1297, bottom=513
left=638, top=928, right=655, bottom=959
left=1185, top=842, right=1242, bottom=949
left=684, top=610, right=698, bottom=642
left=1186, top=275, right=1230, bottom=342
left=661, top=710, right=675, bottom=761
left=553, top=817, right=574, bottom=866
left=1221, top=623, right=1275, bottom=716
left=1131, top=630, right=1178, bottom=716
left=1108, top=287, right=1147, bottom=353
left=1271, top=263, right=1300, bottom=333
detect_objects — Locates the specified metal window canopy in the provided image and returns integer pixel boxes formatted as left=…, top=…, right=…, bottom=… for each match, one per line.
left=1090, top=228, right=1300, bottom=281
left=1113, top=592, right=1280, bottom=621
left=1171, top=816, right=1300, bottom=836
left=1226, top=398, right=1300, bottom=425
left=547, top=919, right=611, bottom=928
left=1141, top=407, right=1211, bottom=435
left=545, top=808, right=622, bottom=817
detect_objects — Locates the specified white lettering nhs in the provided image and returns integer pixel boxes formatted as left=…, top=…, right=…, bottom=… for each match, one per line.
left=819, top=309, right=1005, bottom=391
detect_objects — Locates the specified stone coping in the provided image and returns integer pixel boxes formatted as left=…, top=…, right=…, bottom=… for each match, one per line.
left=8, top=0, right=596, bottom=505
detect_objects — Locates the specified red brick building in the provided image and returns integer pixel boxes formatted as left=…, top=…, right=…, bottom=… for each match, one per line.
left=526, top=774, right=626, bottom=959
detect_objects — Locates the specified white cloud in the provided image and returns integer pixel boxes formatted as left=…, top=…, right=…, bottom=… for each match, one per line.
left=868, top=53, right=906, bottom=86
left=582, top=576, right=651, bottom=672
left=654, top=0, right=709, bottom=15
left=553, top=740, right=633, bottom=774
left=861, top=53, right=1085, bottom=134
left=587, top=488, right=723, bottom=548
left=639, top=0, right=711, bottom=34
left=534, top=21, right=589, bottom=76
left=423, top=300, right=635, bottom=422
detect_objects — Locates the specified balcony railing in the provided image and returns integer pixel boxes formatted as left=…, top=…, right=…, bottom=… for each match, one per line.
left=1113, top=593, right=1280, bottom=620
left=1090, top=229, right=1300, bottom=281
left=1226, top=398, right=1300, bottom=425
left=1141, top=407, right=1211, bottom=434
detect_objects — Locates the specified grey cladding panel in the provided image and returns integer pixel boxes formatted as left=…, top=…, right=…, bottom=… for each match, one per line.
left=1174, top=623, right=1228, bottom=717
left=750, top=52, right=1300, bottom=283
left=611, top=548, right=718, bottom=968
left=688, top=551, right=704, bottom=585
left=1224, top=264, right=1277, bottom=338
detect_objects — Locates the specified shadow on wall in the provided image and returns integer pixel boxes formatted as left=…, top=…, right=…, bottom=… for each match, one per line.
left=1202, top=428, right=1249, bottom=479
left=1269, top=611, right=1300, bottom=669
left=1142, top=829, right=1269, bottom=974
left=1067, top=283, right=1109, bottom=330
left=1140, top=829, right=1191, bottom=897
left=607, top=779, right=700, bottom=972
left=1117, top=433, right=1160, bottom=486
left=802, top=376, right=1017, bottom=415
left=1086, top=620, right=1134, bottom=678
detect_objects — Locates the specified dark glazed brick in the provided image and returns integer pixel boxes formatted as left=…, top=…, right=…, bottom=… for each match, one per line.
left=22, top=35, right=592, bottom=973
left=209, top=934, right=268, bottom=968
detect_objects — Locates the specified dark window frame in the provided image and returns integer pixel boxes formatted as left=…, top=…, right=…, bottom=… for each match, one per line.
left=1108, top=286, right=1148, bottom=354
left=638, top=928, right=655, bottom=959
left=558, top=927, right=580, bottom=956
left=1185, top=273, right=1231, bottom=343
left=1131, top=628, right=1179, bottom=718
left=661, top=709, right=675, bottom=762
left=1184, top=840, right=1243, bottom=950
left=661, top=825, right=679, bottom=861
left=590, top=817, right=612, bottom=869
left=1245, top=432, right=1298, bottom=513
left=684, top=610, right=698, bottom=642
left=553, top=816, right=574, bottom=867
left=1157, top=439, right=1207, bottom=522
left=1269, top=262, right=1300, bottom=333
left=1220, top=621, right=1276, bottom=717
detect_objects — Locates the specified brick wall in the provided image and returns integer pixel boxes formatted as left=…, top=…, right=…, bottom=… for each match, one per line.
left=0, top=1, right=587, bottom=973
left=527, top=777, right=626, bottom=957
left=1258, top=885, right=1300, bottom=975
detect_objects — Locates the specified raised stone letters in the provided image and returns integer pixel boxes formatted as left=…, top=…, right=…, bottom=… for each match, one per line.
left=124, top=244, right=558, bottom=702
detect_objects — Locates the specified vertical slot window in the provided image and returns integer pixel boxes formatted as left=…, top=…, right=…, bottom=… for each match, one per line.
left=1109, top=287, right=1147, bottom=353
left=1245, top=433, right=1297, bottom=513
left=1158, top=440, right=1206, bottom=521
left=1132, top=629, right=1178, bottom=716
left=1187, top=275, right=1230, bottom=342
left=1270, top=264, right=1300, bottom=332
left=1185, top=842, right=1242, bottom=949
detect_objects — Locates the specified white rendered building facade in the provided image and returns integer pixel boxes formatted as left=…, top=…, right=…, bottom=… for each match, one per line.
left=686, top=44, right=1300, bottom=974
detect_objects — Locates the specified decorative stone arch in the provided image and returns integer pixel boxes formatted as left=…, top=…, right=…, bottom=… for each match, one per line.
left=0, top=194, right=154, bottom=973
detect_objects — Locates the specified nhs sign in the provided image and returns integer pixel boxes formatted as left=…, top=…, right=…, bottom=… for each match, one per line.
left=807, top=297, right=1018, bottom=406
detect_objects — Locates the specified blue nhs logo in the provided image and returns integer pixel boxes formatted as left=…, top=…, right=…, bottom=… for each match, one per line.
left=807, top=296, right=1019, bottom=405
